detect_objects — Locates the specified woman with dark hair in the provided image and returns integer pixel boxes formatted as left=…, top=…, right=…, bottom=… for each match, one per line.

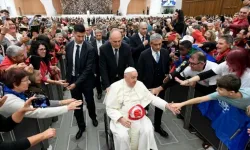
left=29, top=40, right=66, bottom=86
left=0, top=68, right=82, bottom=118
left=166, top=9, right=185, bottom=35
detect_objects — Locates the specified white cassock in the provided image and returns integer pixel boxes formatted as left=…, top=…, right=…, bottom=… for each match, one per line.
left=105, top=79, right=168, bottom=150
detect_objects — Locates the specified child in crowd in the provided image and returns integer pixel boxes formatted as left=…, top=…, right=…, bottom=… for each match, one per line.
left=171, top=74, right=250, bottom=113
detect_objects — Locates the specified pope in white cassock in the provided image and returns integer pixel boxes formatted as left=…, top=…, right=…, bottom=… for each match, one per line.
left=105, top=67, right=179, bottom=150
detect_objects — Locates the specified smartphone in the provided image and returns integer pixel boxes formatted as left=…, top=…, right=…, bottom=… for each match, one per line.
left=0, top=82, right=4, bottom=98
left=32, top=94, right=50, bottom=108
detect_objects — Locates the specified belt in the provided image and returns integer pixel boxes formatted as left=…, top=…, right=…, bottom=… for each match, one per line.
left=128, top=104, right=146, bottom=120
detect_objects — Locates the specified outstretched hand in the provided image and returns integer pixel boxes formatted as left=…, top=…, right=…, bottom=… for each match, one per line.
left=21, top=96, right=37, bottom=112
left=175, top=77, right=191, bottom=86
left=166, top=103, right=180, bottom=115
left=149, top=87, right=162, bottom=96
left=169, top=103, right=183, bottom=112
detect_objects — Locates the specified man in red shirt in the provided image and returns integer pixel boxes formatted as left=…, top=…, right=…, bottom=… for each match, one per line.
left=224, top=6, right=249, bottom=37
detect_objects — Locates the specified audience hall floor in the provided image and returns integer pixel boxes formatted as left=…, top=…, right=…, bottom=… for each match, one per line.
left=48, top=90, right=204, bottom=150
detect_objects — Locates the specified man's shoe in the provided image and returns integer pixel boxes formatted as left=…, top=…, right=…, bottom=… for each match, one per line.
left=92, top=119, right=98, bottom=127
left=155, top=126, right=169, bottom=138
left=75, top=128, right=85, bottom=140
left=97, top=93, right=102, bottom=100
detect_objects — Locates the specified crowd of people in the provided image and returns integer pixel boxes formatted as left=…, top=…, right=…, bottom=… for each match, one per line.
left=0, top=2, right=250, bottom=150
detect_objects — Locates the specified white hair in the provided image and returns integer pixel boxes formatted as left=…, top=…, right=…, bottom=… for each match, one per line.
left=6, top=45, right=23, bottom=57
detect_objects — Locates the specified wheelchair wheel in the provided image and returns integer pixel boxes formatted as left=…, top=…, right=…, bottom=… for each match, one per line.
left=104, top=113, right=115, bottom=150
left=245, top=140, right=250, bottom=150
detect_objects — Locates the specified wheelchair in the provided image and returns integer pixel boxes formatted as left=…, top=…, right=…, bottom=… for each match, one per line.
left=104, top=112, right=115, bottom=150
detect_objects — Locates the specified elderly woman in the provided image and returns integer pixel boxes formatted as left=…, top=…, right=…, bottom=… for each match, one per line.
left=0, top=68, right=82, bottom=118
left=26, top=65, right=72, bottom=107
left=0, top=96, right=56, bottom=150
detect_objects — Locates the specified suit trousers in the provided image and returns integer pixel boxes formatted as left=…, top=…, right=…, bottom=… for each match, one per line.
left=154, top=90, right=165, bottom=127
left=70, top=76, right=97, bottom=129
left=95, top=73, right=102, bottom=94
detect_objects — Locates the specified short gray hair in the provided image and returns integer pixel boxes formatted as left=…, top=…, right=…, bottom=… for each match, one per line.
left=150, top=33, right=162, bottom=41
left=95, top=29, right=103, bottom=34
left=6, top=45, right=23, bottom=57
left=139, top=22, right=147, bottom=29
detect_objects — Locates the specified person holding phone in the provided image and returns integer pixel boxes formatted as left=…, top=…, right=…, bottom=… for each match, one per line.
left=26, top=58, right=75, bottom=108
left=0, top=96, right=57, bottom=150
left=0, top=68, right=82, bottom=119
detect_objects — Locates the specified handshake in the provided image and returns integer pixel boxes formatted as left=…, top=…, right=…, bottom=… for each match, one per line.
left=165, top=102, right=184, bottom=115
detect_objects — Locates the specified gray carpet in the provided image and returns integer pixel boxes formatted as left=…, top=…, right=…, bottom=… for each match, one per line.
left=48, top=90, right=204, bottom=150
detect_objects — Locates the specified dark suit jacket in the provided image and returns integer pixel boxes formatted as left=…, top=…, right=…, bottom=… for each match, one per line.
left=65, top=40, right=95, bottom=89
left=91, top=39, right=105, bottom=74
left=137, top=48, right=170, bottom=88
left=122, top=36, right=130, bottom=45
left=85, top=35, right=95, bottom=44
left=99, top=42, right=134, bottom=89
left=130, top=33, right=150, bottom=64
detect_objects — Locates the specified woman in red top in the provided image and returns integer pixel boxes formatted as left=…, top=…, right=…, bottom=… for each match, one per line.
left=29, top=40, right=67, bottom=86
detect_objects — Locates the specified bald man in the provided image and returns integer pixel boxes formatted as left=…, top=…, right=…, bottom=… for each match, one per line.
left=99, top=29, right=134, bottom=92
left=130, top=22, right=150, bottom=66
left=223, top=6, right=249, bottom=36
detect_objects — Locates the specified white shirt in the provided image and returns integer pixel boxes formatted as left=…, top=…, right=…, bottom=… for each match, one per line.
left=0, top=94, right=68, bottom=118
left=181, top=61, right=220, bottom=86
left=151, top=48, right=160, bottom=62
left=113, top=47, right=119, bottom=62
left=72, top=42, right=83, bottom=76
left=96, top=40, right=103, bottom=55
left=212, top=61, right=250, bottom=88
left=138, top=32, right=145, bottom=41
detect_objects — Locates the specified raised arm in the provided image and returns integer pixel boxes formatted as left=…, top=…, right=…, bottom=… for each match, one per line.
left=171, top=95, right=211, bottom=111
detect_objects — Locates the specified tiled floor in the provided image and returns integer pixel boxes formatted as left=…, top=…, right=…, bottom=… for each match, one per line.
left=49, top=90, right=204, bottom=150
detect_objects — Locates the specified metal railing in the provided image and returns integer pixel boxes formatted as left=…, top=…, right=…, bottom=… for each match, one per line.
left=166, top=84, right=228, bottom=150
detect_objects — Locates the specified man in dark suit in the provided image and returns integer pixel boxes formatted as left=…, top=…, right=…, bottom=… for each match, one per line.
left=85, top=26, right=95, bottom=43
left=130, top=22, right=150, bottom=66
left=99, top=29, right=134, bottom=92
left=119, top=27, right=130, bottom=45
left=137, top=33, right=171, bottom=138
left=66, top=24, right=98, bottom=140
left=91, top=29, right=105, bottom=99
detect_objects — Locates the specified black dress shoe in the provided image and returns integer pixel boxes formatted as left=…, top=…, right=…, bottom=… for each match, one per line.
left=155, top=126, right=169, bottom=138
left=97, top=93, right=102, bottom=100
left=76, top=128, right=85, bottom=140
left=92, top=119, right=98, bottom=127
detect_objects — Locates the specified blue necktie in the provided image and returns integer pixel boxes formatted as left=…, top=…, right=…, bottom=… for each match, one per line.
left=156, top=52, right=160, bottom=63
